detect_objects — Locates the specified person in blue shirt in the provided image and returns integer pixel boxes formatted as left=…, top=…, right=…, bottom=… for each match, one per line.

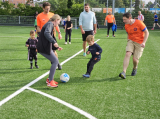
left=151, top=12, right=160, bottom=30
left=83, top=35, right=102, bottom=78
left=79, top=3, right=97, bottom=56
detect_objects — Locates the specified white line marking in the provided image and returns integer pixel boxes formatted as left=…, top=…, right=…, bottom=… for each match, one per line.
left=0, top=39, right=100, bottom=118
left=27, top=87, right=97, bottom=119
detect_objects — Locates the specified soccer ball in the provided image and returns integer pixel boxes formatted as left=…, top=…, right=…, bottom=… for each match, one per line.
left=60, top=73, right=70, bottom=83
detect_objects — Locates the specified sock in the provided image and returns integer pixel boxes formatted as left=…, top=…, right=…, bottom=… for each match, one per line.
left=35, top=60, right=37, bottom=66
left=30, top=61, right=33, bottom=67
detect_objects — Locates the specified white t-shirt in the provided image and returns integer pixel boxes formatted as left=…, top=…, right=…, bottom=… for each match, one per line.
left=138, top=14, right=144, bottom=21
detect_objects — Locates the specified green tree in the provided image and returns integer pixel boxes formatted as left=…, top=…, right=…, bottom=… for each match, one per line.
left=115, top=0, right=125, bottom=8
left=135, top=0, right=140, bottom=9
left=67, top=0, right=73, bottom=8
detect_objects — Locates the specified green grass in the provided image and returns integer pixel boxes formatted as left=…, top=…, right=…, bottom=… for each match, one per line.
left=0, top=26, right=160, bottom=119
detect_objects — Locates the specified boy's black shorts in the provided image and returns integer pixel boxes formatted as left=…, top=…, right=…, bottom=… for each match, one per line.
left=82, top=30, right=93, bottom=41
left=28, top=49, right=37, bottom=61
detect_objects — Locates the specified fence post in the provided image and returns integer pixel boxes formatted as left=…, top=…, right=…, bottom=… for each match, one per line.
left=19, top=16, right=20, bottom=24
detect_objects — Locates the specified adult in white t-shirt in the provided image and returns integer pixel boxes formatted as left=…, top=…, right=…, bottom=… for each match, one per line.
left=135, top=11, right=144, bottom=22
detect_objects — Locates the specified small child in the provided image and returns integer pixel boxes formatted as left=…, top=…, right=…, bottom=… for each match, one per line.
left=83, top=35, right=102, bottom=78
left=65, top=15, right=73, bottom=44
left=26, top=30, right=39, bottom=69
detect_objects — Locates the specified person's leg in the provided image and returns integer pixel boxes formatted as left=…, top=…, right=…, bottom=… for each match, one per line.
left=65, top=30, right=68, bottom=44
left=87, top=58, right=100, bottom=75
left=133, top=57, right=138, bottom=69
left=123, top=51, right=132, bottom=73
left=40, top=50, right=58, bottom=82
left=83, top=41, right=87, bottom=53
left=157, top=23, right=160, bottom=27
left=69, top=29, right=72, bottom=43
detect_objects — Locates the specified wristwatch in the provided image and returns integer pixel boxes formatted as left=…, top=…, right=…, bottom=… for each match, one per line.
left=58, top=32, right=61, bottom=34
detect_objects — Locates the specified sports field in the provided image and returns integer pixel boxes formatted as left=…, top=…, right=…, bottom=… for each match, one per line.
left=0, top=26, right=160, bottom=119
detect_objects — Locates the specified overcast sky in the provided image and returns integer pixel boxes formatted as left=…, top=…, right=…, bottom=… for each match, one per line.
left=143, top=0, right=155, bottom=4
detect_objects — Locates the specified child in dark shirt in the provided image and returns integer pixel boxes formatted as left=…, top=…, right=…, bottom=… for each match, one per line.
left=83, top=35, right=102, bottom=78
left=26, top=30, right=39, bottom=69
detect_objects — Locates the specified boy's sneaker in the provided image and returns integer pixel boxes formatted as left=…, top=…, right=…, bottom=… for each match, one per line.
left=131, top=68, right=137, bottom=76
left=46, top=78, right=58, bottom=84
left=35, top=65, right=39, bottom=68
left=64, top=42, right=67, bottom=45
left=58, top=64, right=62, bottom=70
left=47, top=80, right=58, bottom=88
left=83, top=52, right=86, bottom=56
left=151, top=28, right=154, bottom=30
left=107, top=35, right=109, bottom=37
left=119, top=72, right=126, bottom=79
left=69, top=42, right=71, bottom=44
left=112, top=35, right=115, bottom=37
left=30, top=66, right=33, bottom=69
left=83, top=73, right=90, bottom=78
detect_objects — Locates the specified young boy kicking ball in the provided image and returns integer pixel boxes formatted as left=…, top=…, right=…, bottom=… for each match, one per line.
left=83, top=35, right=102, bottom=78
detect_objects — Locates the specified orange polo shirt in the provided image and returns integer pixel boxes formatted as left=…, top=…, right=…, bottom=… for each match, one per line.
left=125, top=20, right=146, bottom=44
left=37, top=12, right=54, bottom=29
left=105, top=15, right=115, bottom=23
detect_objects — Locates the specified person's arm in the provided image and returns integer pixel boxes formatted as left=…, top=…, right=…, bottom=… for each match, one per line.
left=79, top=13, right=85, bottom=34
left=55, top=26, right=62, bottom=40
left=141, top=28, right=149, bottom=48
left=44, top=23, right=57, bottom=44
left=96, top=44, right=102, bottom=54
left=93, top=14, right=97, bottom=34
left=25, top=39, right=29, bottom=47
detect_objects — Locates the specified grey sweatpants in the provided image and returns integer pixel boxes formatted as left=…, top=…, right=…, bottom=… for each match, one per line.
left=40, top=50, right=59, bottom=82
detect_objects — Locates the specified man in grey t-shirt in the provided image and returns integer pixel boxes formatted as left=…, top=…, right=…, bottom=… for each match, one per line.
left=79, top=3, right=97, bottom=56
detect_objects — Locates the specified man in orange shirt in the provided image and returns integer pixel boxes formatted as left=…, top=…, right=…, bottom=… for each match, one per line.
left=104, top=11, right=116, bottom=37
left=119, top=12, right=149, bottom=79
left=37, top=2, right=62, bottom=70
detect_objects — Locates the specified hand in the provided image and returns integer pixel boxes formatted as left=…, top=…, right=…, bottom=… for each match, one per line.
left=87, top=51, right=90, bottom=55
left=81, top=30, right=85, bottom=34
left=57, top=47, right=63, bottom=51
left=104, top=22, right=106, bottom=26
left=141, top=43, right=145, bottom=48
left=64, top=29, right=66, bottom=32
left=96, top=52, right=99, bottom=55
left=58, top=33, right=62, bottom=40
left=53, top=43, right=58, bottom=48
left=94, top=30, right=97, bottom=35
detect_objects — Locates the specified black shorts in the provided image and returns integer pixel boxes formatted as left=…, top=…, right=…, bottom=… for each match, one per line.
left=82, top=30, right=93, bottom=41
left=154, top=21, right=158, bottom=23
left=28, top=49, right=37, bottom=61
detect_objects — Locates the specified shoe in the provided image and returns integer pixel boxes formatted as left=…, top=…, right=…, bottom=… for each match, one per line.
left=46, top=78, right=58, bottom=84
left=131, top=68, right=137, bottom=76
left=35, top=65, right=39, bottom=68
left=83, top=73, right=90, bottom=78
left=83, top=52, right=86, bottom=56
left=69, top=42, right=71, bottom=44
left=119, top=72, right=126, bottom=79
left=30, top=66, right=33, bottom=69
left=107, top=35, right=109, bottom=37
left=47, top=80, right=58, bottom=87
left=64, top=42, right=67, bottom=45
left=151, top=28, right=154, bottom=30
left=58, top=63, right=62, bottom=70
left=112, top=35, right=115, bottom=37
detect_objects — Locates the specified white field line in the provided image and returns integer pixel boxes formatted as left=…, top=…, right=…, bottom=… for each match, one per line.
left=0, top=39, right=100, bottom=107
left=27, top=87, right=97, bottom=119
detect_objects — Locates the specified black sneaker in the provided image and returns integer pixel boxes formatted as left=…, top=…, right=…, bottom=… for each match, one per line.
left=131, top=69, right=137, bottom=76
left=58, top=64, right=62, bottom=70
left=119, top=72, right=126, bottom=79
left=30, top=66, right=33, bottom=69
left=35, top=65, right=39, bottom=69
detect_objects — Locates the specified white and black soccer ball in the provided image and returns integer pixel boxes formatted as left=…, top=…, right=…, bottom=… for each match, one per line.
left=60, top=73, right=70, bottom=83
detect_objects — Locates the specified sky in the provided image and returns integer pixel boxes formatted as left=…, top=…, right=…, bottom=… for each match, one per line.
left=143, top=0, right=155, bottom=4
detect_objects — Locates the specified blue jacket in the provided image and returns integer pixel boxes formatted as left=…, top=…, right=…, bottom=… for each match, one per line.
left=112, top=24, right=117, bottom=32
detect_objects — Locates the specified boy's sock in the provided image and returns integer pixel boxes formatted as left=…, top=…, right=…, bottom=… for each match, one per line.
left=30, top=61, right=33, bottom=69
left=35, top=60, right=39, bottom=68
